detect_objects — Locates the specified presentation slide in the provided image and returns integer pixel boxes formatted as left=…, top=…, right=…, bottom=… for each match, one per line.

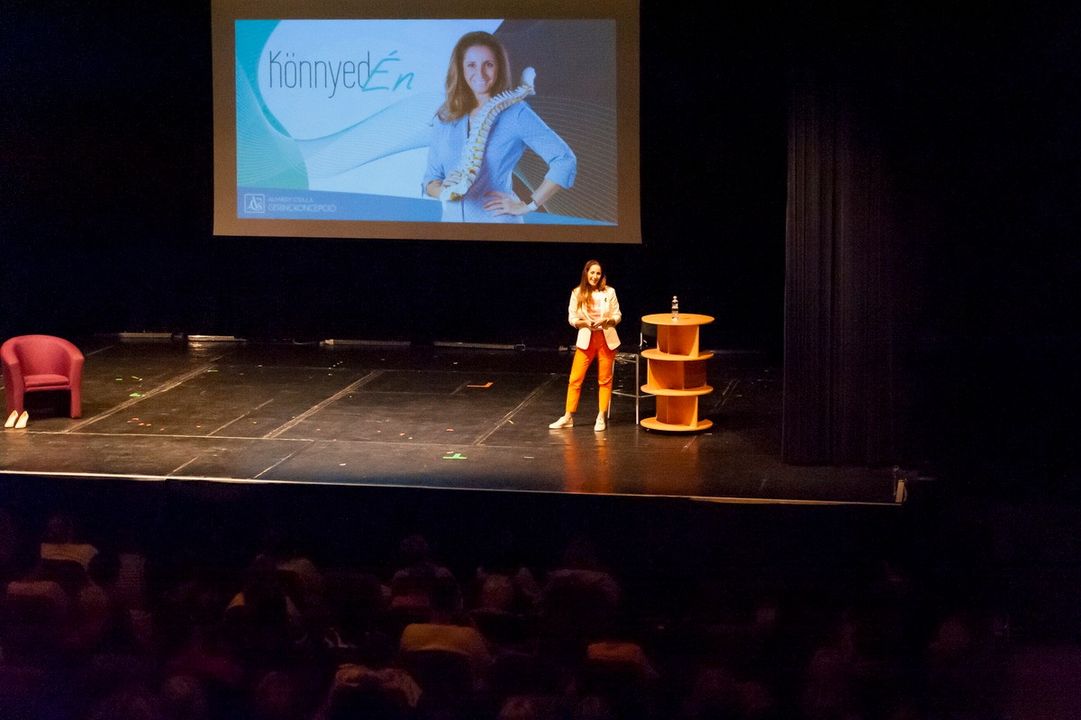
left=212, top=1, right=640, bottom=243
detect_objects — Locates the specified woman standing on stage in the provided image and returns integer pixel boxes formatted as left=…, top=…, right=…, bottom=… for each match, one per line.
left=549, top=260, right=621, bottom=431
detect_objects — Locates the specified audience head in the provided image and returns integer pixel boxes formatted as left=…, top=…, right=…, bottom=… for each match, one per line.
left=561, top=535, right=601, bottom=570
left=160, top=675, right=210, bottom=720
left=241, top=555, right=289, bottom=621
left=44, top=511, right=78, bottom=543
left=683, top=666, right=741, bottom=720
left=498, top=695, right=567, bottom=720
left=430, top=573, right=463, bottom=615
left=323, top=666, right=418, bottom=720
left=398, top=534, right=432, bottom=567
left=572, top=695, right=616, bottom=720
left=250, top=671, right=305, bottom=720
left=88, top=549, right=121, bottom=586
left=85, top=685, right=167, bottom=720
left=477, top=574, right=516, bottom=612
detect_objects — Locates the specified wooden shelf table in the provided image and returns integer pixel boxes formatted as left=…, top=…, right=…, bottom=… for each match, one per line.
left=639, top=313, right=715, bottom=432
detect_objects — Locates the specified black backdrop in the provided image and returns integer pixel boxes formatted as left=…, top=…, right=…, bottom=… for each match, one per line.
left=3, top=3, right=1080, bottom=487
left=1, top=2, right=785, bottom=351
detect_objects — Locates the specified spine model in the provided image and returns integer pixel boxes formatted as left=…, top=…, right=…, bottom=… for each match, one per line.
left=440, top=67, right=536, bottom=202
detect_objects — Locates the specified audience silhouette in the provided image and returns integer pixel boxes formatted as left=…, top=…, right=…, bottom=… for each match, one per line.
left=0, top=493, right=1075, bottom=720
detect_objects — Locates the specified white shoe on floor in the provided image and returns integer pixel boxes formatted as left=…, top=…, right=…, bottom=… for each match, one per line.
left=548, top=414, right=574, bottom=429
left=14, top=411, right=28, bottom=429
left=4, top=410, right=17, bottom=428
left=594, top=414, right=607, bottom=432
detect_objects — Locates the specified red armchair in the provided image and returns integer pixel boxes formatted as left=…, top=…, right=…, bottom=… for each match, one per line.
left=1, top=335, right=84, bottom=419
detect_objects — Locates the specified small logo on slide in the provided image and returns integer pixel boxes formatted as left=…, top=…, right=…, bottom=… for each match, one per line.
left=243, top=194, right=266, bottom=213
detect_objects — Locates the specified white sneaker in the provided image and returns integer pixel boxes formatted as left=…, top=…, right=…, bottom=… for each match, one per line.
left=594, top=414, right=607, bottom=432
left=548, top=414, right=574, bottom=429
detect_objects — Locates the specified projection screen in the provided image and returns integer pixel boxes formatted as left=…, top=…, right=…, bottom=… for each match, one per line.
left=211, top=0, right=640, bottom=243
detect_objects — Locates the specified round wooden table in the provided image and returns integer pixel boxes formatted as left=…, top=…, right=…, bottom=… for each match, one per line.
left=639, top=313, right=715, bottom=432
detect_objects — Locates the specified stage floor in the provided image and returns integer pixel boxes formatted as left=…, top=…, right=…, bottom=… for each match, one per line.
left=0, top=338, right=898, bottom=505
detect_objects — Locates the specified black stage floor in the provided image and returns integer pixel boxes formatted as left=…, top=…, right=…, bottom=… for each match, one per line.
left=0, top=338, right=899, bottom=505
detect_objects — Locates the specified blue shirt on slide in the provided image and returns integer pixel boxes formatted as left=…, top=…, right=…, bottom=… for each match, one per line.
left=423, top=102, right=576, bottom=223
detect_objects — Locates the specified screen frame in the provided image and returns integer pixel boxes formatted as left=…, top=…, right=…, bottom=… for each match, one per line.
left=211, top=0, right=641, bottom=243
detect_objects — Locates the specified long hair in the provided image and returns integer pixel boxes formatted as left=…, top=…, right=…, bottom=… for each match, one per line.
left=438, top=31, right=513, bottom=122
left=576, top=260, right=607, bottom=311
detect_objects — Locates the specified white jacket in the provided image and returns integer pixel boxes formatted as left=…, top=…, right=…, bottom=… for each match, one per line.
left=567, top=286, right=622, bottom=351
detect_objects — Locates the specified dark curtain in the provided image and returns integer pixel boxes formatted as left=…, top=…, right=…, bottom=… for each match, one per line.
left=782, top=76, right=900, bottom=466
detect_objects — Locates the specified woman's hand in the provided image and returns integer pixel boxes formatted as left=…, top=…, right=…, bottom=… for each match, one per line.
left=483, top=191, right=531, bottom=216
left=428, top=171, right=467, bottom=199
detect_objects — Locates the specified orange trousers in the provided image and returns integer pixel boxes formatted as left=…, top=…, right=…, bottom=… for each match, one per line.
left=564, top=330, right=615, bottom=414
